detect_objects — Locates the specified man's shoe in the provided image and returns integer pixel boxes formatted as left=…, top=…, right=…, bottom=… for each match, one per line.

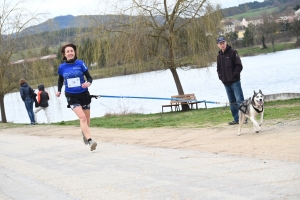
left=89, top=140, right=97, bottom=151
left=81, top=131, right=89, bottom=145
left=228, top=121, right=239, bottom=125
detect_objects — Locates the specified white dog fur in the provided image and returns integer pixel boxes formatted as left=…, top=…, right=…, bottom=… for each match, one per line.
left=237, top=90, right=264, bottom=136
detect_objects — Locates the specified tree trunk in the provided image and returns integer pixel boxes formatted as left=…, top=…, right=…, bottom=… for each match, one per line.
left=169, top=67, right=190, bottom=111
left=0, top=94, right=7, bottom=123
left=271, top=36, right=276, bottom=52
left=261, top=36, right=268, bottom=49
left=170, top=67, right=184, bottom=95
left=167, top=27, right=189, bottom=111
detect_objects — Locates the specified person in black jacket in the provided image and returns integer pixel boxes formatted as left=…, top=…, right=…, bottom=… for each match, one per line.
left=216, top=36, right=245, bottom=125
left=19, top=79, right=35, bottom=125
left=34, top=84, right=50, bottom=124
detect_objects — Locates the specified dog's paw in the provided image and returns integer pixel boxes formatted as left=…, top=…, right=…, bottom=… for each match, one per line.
left=237, top=132, right=242, bottom=136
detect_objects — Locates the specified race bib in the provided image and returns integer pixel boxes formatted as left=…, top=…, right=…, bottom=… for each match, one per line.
left=67, top=77, right=80, bottom=88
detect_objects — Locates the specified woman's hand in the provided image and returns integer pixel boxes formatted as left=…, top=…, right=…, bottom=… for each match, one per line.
left=56, top=91, right=61, bottom=97
left=82, top=82, right=91, bottom=88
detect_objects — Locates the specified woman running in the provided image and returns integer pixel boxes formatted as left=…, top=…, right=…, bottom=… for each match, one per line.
left=56, top=43, right=97, bottom=151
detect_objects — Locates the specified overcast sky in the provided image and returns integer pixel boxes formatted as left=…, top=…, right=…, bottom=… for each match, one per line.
left=14, top=0, right=264, bottom=19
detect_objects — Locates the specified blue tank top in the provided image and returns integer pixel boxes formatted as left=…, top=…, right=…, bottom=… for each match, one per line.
left=58, top=59, right=89, bottom=94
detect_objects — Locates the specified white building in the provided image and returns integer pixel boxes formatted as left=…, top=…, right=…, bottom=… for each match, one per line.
left=219, top=20, right=235, bottom=35
left=241, top=17, right=263, bottom=27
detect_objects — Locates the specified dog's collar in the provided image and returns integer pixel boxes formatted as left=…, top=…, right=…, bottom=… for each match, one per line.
left=252, top=104, right=264, bottom=113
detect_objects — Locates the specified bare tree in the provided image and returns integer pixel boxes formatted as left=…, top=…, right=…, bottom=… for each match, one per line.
left=267, top=21, right=279, bottom=52
left=257, top=13, right=270, bottom=49
left=259, top=15, right=279, bottom=52
left=89, top=0, right=222, bottom=110
left=0, top=0, right=40, bottom=123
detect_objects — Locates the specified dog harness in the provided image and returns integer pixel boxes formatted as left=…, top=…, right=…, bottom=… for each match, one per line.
left=252, top=104, right=264, bottom=113
left=238, top=97, right=252, bottom=114
left=238, top=97, right=264, bottom=114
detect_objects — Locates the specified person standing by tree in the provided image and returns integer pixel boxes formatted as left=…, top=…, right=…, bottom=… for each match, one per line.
left=19, top=79, right=35, bottom=125
left=34, top=84, right=51, bottom=124
left=216, top=37, right=245, bottom=125
left=55, top=43, right=97, bottom=151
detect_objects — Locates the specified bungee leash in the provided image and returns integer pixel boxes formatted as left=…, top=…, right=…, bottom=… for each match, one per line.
left=90, top=94, right=224, bottom=104
left=90, top=95, right=195, bottom=102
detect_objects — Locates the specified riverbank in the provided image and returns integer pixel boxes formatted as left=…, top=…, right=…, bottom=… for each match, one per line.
left=4, top=49, right=300, bottom=124
left=51, top=98, right=300, bottom=129
left=236, top=42, right=297, bottom=57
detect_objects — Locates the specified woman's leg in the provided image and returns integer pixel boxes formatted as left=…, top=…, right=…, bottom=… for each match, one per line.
left=72, top=106, right=91, bottom=139
left=83, top=109, right=90, bottom=127
left=24, top=100, right=35, bottom=123
left=29, top=101, right=35, bottom=123
left=73, top=106, right=97, bottom=151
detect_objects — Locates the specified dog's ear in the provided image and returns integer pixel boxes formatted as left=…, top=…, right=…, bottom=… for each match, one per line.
left=259, top=89, right=263, bottom=95
left=252, top=91, right=256, bottom=103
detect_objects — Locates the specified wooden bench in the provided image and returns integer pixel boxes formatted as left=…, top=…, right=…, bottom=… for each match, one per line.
left=161, top=95, right=182, bottom=113
left=162, top=93, right=207, bottom=113
left=185, top=94, right=207, bottom=110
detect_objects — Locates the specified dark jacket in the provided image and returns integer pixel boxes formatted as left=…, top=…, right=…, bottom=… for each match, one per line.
left=217, top=44, right=243, bottom=85
left=19, top=83, right=33, bottom=101
left=37, top=84, right=49, bottom=107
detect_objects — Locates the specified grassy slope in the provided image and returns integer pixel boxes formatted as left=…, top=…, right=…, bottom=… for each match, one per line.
left=229, top=7, right=279, bottom=20
left=237, top=43, right=297, bottom=57
left=54, top=98, right=300, bottom=129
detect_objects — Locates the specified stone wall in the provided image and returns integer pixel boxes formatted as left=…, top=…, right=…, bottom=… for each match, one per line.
left=264, top=93, right=300, bottom=102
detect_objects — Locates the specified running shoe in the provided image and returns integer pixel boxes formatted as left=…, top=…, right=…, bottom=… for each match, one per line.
left=89, top=140, right=97, bottom=151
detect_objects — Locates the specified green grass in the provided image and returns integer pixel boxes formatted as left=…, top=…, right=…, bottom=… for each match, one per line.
left=229, top=7, right=279, bottom=20
left=0, top=123, right=29, bottom=129
left=54, top=98, right=300, bottom=129
left=238, top=42, right=296, bottom=57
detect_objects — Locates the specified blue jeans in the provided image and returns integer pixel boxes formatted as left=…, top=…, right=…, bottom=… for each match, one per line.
left=224, top=81, right=244, bottom=122
left=24, top=100, right=35, bottom=123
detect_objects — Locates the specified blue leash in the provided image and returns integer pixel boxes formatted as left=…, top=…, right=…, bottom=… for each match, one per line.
left=90, top=95, right=210, bottom=103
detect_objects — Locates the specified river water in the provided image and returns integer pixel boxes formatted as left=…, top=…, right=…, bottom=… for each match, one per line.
left=3, top=49, right=300, bottom=123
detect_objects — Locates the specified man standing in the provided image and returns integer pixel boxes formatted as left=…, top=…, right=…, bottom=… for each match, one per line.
left=19, top=79, right=36, bottom=125
left=216, top=36, right=245, bottom=125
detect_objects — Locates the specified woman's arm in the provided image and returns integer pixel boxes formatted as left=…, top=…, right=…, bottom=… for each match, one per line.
left=57, top=75, right=64, bottom=92
left=19, top=88, right=25, bottom=101
left=56, top=75, right=64, bottom=97
left=82, top=70, right=93, bottom=88
left=84, top=70, right=93, bottom=84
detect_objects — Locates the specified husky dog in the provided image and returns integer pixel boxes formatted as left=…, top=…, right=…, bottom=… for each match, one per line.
left=237, top=90, right=264, bottom=136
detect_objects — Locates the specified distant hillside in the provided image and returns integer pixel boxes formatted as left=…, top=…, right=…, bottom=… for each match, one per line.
left=13, top=0, right=300, bottom=55
left=20, top=15, right=121, bottom=36
left=20, top=0, right=300, bottom=36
